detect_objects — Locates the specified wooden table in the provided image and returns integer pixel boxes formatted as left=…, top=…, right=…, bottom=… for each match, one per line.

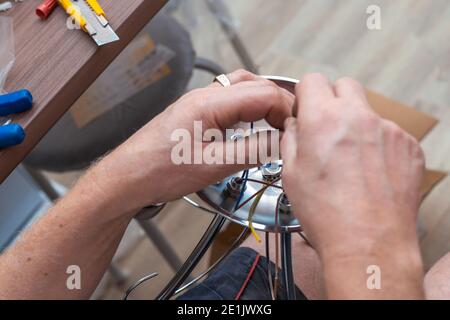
left=0, top=0, right=167, bottom=183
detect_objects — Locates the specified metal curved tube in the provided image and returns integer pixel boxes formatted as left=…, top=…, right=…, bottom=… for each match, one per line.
left=174, top=227, right=249, bottom=296
left=205, top=0, right=259, bottom=73
left=183, top=196, right=220, bottom=215
left=137, top=219, right=185, bottom=274
left=156, top=214, right=227, bottom=300
left=281, top=232, right=296, bottom=300
left=123, top=272, right=159, bottom=300
left=266, top=232, right=275, bottom=300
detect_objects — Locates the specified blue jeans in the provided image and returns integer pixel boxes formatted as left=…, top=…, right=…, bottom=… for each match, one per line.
left=178, top=247, right=306, bottom=300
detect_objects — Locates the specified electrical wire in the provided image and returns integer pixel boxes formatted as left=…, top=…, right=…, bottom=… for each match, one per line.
left=247, top=186, right=268, bottom=242
left=233, top=122, right=255, bottom=212
left=298, top=231, right=313, bottom=248
left=242, top=178, right=283, bottom=190
left=235, top=254, right=261, bottom=300
left=234, top=169, right=249, bottom=211
left=123, top=272, right=159, bottom=300
left=234, top=177, right=282, bottom=212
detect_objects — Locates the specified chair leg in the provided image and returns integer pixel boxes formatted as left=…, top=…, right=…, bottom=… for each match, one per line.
left=24, top=166, right=61, bottom=202
left=205, top=0, right=259, bottom=73
left=137, top=219, right=185, bottom=273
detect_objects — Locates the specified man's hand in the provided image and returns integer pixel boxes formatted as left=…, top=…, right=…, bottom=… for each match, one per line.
left=281, top=74, right=425, bottom=299
left=0, top=70, right=294, bottom=300
left=89, top=70, right=293, bottom=217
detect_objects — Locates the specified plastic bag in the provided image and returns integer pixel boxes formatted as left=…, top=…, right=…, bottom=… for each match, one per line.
left=0, top=17, right=15, bottom=94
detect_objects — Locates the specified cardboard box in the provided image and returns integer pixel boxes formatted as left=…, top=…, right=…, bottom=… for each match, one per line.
left=366, top=90, right=447, bottom=197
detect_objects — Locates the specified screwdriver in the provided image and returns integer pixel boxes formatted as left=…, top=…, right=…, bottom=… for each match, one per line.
left=0, top=90, right=33, bottom=149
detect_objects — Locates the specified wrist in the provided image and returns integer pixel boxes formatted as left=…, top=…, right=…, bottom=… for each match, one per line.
left=320, top=238, right=424, bottom=299
left=90, top=143, right=173, bottom=208
left=81, top=155, right=154, bottom=219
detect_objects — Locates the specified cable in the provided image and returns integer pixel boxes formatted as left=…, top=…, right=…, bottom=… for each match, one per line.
left=247, top=186, right=267, bottom=242
left=234, top=169, right=249, bottom=211
left=235, top=254, right=261, bottom=300
left=235, top=177, right=282, bottom=211
left=233, top=122, right=255, bottom=212
left=298, top=231, right=313, bottom=248
left=124, top=188, right=256, bottom=300
left=123, top=272, right=159, bottom=300
left=242, top=178, right=283, bottom=189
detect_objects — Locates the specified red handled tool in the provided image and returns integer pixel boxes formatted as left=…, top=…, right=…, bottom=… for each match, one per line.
left=36, top=0, right=119, bottom=46
left=36, top=0, right=58, bottom=20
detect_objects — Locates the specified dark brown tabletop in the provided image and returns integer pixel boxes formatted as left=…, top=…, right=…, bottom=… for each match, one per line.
left=0, top=0, right=167, bottom=183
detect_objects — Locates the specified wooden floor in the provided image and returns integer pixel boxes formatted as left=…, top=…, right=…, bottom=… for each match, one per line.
left=50, top=0, right=450, bottom=299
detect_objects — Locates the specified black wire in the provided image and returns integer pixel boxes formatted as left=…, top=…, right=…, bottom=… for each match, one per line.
left=298, top=232, right=313, bottom=248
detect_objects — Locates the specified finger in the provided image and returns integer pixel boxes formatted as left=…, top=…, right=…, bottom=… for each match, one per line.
left=334, top=77, right=368, bottom=103
left=211, top=77, right=296, bottom=115
left=208, top=69, right=261, bottom=88
left=232, top=79, right=295, bottom=113
left=296, top=73, right=335, bottom=109
left=206, top=84, right=293, bottom=130
left=204, top=130, right=281, bottom=177
left=281, top=117, right=298, bottom=162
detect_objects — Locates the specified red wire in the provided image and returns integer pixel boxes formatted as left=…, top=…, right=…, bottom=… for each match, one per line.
left=235, top=254, right=261, bottom=300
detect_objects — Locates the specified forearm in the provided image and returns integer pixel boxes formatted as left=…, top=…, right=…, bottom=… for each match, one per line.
left=321, top=242, right=425, bottom=300
left=0, top=164, right=138, bottom=299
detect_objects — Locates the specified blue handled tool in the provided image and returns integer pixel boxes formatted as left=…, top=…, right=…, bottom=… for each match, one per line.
left=0, top=89, right=33, bottom=149
left=0, top=124, right=26, bottom=148
left=0, top=90, right=33, bottom=117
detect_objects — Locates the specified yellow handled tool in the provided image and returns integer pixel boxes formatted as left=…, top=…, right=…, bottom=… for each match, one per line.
left=86, top=0, right=109, bottom=26
left=58, top=0, right=96, bottom=36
